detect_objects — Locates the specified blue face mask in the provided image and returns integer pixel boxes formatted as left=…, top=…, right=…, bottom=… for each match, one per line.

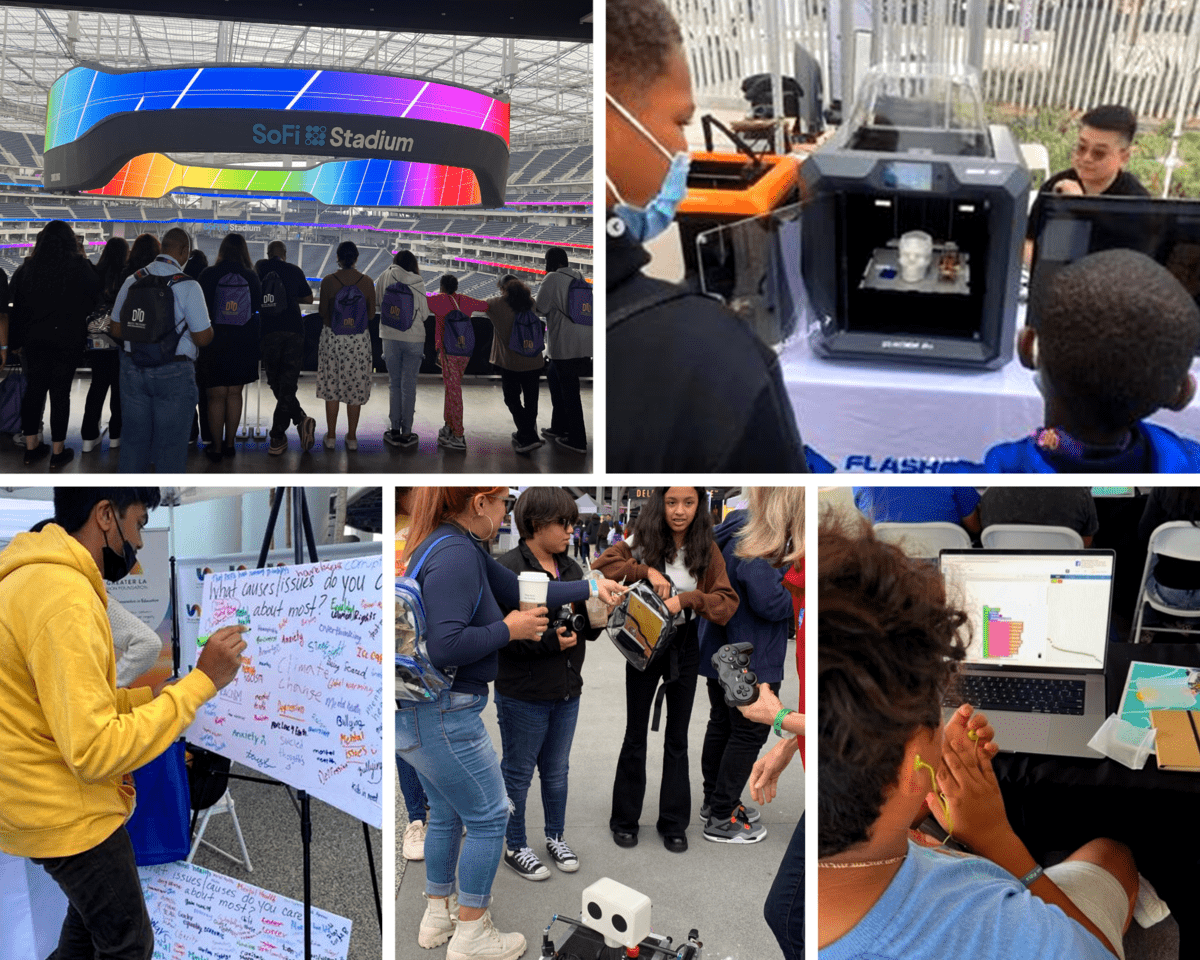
left=606, top=92, right=692, bottom=244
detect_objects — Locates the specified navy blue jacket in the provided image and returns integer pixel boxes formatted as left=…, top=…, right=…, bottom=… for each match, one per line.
left=413, top=524, right=590, bottom=695
left=697, top=511, right=792, bottom=684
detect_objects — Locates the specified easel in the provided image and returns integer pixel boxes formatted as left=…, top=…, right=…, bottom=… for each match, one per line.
left=175, top=486, right=383, bottom=960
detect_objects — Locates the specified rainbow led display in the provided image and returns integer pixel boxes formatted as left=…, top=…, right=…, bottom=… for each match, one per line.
left=46, top=65, right=509, bottom=150
left=88, top=153, right=481, bottom=206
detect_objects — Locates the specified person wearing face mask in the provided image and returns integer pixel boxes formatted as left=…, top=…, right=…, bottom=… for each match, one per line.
left=397, top=488, right=626, bottom=960
left=0, top=488, right=248, bottom=960
left=606, top=0, right=809, bottom=473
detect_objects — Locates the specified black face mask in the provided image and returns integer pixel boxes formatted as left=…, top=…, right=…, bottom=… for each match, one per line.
left=102, top=505, right=138, bottom=582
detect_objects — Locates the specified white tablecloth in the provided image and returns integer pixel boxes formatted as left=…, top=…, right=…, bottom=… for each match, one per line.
left=781, top=333, right=1200, bottom=472
left=0, top=850, right=68, bottom=960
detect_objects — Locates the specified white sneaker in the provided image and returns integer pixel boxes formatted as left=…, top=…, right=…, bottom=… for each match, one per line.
left=446, top=910, right=526, bottom=960
left=403, top=819, right=427, bottom=861
left=81, top=436, right=100, bottom=453
left=323, top=432, right=336, bottom=450
left=418, top=892, right=459, bottom=949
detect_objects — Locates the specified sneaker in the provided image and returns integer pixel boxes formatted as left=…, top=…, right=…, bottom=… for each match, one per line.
left=299, top=417, right=316, bottom=453
left=446, top=910, right=525, bottom=960
left=323, top=433, right=336, bottom=450
left=439, top=432, right=467, bottom=452
left=540, top=427, right=563, bottom=441
left=384, top=429, right=405, bottom=447
left=23, top=442, right=49, bottom=466
left=268, top=436, right=288, bottom=456
left=544, top=836, right=579, bottom=873
left=438, top=424, right=452, bottom=441
left=109, top=436, right=120, bottom=449
left=418, top=892, right=459, bottom=949
left=512, top=434, right=542, bottom=455
left=398, top=432, right=420, bottom=448
left=700, top=802, right=760, bottom=824
left=554, top=436, right=587, bottom=454
left=402, top=819, right=427, bottom=861
left=49, top=448, right=74, bottom=470
left=345, top=435, right=358, bottom=452
left=81, top=436, right=101, bottom=453
left=703, top=808, right=767, bottom=844
left=503, top=845, right=550, bottom=881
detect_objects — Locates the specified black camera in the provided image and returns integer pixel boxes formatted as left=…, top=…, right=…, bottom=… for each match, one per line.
left=551, top=609, right=588, bottom=637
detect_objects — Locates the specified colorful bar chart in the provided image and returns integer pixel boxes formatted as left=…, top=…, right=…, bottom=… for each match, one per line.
left=982, top=606, right=1024, bottom=658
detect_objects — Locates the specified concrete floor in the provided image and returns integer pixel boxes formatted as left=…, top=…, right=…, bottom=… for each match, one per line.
left=2, top=372, right=593, bottom=474
left=191, top=763, right=383, bottom=960
left=395, top=634, right=804, bottom=960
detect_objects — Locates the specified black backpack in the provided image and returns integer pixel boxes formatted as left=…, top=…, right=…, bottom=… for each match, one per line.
left=120, top=268, right=193, bottom=367
left=260, top=269, right=289, bottom=319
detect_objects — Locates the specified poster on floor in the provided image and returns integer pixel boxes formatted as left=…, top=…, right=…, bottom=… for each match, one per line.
left=140, top=861, right=352, bottom=960
left=184, top=554, right=384, bottom=827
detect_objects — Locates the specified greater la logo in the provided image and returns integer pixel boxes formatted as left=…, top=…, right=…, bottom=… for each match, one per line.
left=186, top=604, right=202, bottom=618
left=195, top=566, right=214, bottom=582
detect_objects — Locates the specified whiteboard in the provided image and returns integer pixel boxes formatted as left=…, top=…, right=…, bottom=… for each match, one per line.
left=140, top=861, right=351, bottom=960
left=184, top=555, right=384, bottom=827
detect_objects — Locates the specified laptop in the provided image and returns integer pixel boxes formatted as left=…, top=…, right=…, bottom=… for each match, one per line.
left=938, top=549, right=1115, bottom=759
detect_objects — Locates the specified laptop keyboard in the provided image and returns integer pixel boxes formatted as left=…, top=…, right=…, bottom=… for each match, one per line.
left=945, top=675, right=1087, bottom=716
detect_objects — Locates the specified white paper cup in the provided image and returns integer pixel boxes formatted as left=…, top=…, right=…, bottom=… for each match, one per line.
left=518, top=571, right=549, bottom=611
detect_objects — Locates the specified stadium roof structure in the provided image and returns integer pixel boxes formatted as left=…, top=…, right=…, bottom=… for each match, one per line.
left=0, top=6, right=592, bottom=147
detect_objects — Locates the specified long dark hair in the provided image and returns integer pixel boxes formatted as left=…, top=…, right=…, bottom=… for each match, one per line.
left=94, top=236, right=129, bottom=299
left=503, top=278, right=535, bottom=313
left=25, top=220, right=81, bottom=293
left=630, top=486, right=713, bottom=581
left=216, top=232, right=253, bottom=270
left=1154, top=488, right=1200, bottom=526
left=119, top=233, right=161, bottom=284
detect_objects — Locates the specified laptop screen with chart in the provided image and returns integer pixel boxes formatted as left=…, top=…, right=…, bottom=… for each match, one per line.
left=941, top=550, right=1114, bottom=671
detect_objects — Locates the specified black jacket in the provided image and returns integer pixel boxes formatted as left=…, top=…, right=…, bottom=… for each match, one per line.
left=495, top=540, right=601, bottom=701
left=606, top=215, right=808, bottom=472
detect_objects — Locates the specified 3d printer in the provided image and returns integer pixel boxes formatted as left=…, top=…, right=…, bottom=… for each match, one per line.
left=801, top=64, right=1029, bottom=368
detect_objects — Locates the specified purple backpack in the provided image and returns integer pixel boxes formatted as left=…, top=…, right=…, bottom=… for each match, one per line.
left=331, top=274, right=369, bottom=335
left=442, top=296, right=475, bottom=357
left=214, top=272, right=252, bottom=326
left=566, top=276, right=592, bottom=326
left=508, top=308, right=544, bottom=358
left=381, top=281, right=417, bottom=332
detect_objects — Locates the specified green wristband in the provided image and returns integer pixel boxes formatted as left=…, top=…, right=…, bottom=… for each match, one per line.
left=1020, top=864, right=1044, bottom=887
left=773, top=708, right=794, bottom=738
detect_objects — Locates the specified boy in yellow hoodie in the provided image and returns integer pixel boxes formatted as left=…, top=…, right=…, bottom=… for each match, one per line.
left=0, top=487, right=247, bottom=960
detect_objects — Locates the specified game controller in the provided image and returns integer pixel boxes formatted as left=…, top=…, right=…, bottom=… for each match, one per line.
left=712, top=642, right=759, bottom=708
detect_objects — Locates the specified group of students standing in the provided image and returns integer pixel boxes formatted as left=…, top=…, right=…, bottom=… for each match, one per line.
left=0, top=220, right=592, bottom=470
left=395, top=486, right=806, bottom=960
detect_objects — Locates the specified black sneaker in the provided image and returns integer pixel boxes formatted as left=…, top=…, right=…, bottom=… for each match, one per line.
left=544, top=836, right=579, bottom=873
left=23, top=442, right=49, bottom=466
left=399, top=432, right=420, bottom=448
left=540, top=427, right=563, bottom=441
left=555, top=436, right=587, bottom=454
left=703, top=808, right=767, bottom=844
left=49, top=448, right=74, bottom=470
left=512, top=434, right=542, bottom=454
left=503, top=845, right=550, bottom=881
left=384, top=429, right=404, bottom=447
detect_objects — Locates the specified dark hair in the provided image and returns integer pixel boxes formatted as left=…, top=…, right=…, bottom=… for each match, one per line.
left=1081, top=104, right=1137, bottom=145
left=819, top=517, right=967, bottom=858
left=53, top=488, right=163, bottom=535
left=25, top=220, right=82, bottom=293
left=394, top=250, right=419, bottom=273
left=607, top=0, right=683, bottom=99
left=514, top=487, right=579, bottom=540
left=160, top=227, right=191, bottom=259
left=216, top=232, right=253, bottom=270
left=336, top=241, right=359, bottom=268
left=1152, top=488, right=1200, bottom=526
left=630, top=487, right=713, bottom=581
left=267, top=240, right=287, bottom=260
left=440, top=273, right=458, bottom=294
left=545, top=247, right=569, bottom=272
left=498, top=274, right=518, bottom=290
left=186, top=249, right=208, bottom=270
left=94, top=236, right=129, bottom=299
left=118, top=233, right=161, bottom=285
left=503, top=278, right=535, bottom=313
left=1040, top=249, right=1200, bottom=429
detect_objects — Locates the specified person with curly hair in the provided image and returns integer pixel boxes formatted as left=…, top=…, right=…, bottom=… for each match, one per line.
left=818, top=515, right=1139, bottom=959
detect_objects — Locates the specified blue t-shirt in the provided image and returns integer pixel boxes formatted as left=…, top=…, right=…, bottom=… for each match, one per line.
left=821, top=842, right=1112, bottom=960
left=939, top=423, right=1200, bottom=473
left=854, top=487, right=980, bottom=525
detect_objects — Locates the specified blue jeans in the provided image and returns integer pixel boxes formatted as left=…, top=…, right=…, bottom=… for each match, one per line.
left=395, top=690, right=508, bottom=909
left=383, top=338, right=424, bottom=434
left=764, top=814, right=804, bottom=960
left=494, top=692, right=580, bottom=849
left=117, top=352, right=198, bottom=473
left=395, top=723, right=429, bottom=822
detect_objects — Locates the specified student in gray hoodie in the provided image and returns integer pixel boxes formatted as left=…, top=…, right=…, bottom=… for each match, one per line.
left=376, top=250, right=432, bottom=449
left=535, top=248, right=591, bottom=454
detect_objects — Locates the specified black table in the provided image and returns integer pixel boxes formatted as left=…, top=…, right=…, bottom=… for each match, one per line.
left=994, top=643, right=1200, bottom=954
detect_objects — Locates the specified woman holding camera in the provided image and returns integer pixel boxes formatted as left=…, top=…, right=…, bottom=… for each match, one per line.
left=397, top=487, right=625, bottom=960
left=494, top=488, right=605, bottom=883
left=592, top=486, right=739, bottom=853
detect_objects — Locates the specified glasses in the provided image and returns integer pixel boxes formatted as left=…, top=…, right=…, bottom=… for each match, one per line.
left=1073, top=143, right=1115, bottom=163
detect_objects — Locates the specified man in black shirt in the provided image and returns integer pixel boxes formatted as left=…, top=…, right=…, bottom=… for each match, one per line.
left=256, top=241, right=316, bottom=455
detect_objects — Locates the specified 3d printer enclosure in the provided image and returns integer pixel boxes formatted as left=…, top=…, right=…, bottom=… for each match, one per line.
left=802, top=120, right=1029, bottom=369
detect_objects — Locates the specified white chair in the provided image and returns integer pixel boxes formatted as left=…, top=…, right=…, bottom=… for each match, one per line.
left=875, top=522, right=972, bottom=560
left=1020, top=142, right=1052, bottom=203
left=187, top=788, right=253, bottom=872
left=981, top=524, right=1084, bottom=550
left=1131, top=521, right=1200, bottom=642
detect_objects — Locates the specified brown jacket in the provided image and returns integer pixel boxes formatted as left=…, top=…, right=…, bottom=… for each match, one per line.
left=592, top=540, right=739, bottom=626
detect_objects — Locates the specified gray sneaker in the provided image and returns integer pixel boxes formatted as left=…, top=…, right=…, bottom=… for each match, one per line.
left=702, top=808, right=767, bottom=844
left=439, top=432, right=467, bottom=452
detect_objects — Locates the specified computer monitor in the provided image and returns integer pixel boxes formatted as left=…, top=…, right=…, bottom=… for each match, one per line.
left=1028, top=194, right=1200, bottom=347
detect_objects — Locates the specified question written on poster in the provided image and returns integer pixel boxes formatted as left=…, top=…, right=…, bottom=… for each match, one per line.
left=185, top=556, right=383, bottom=827
left=140, top=861, right=351, bottom=960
